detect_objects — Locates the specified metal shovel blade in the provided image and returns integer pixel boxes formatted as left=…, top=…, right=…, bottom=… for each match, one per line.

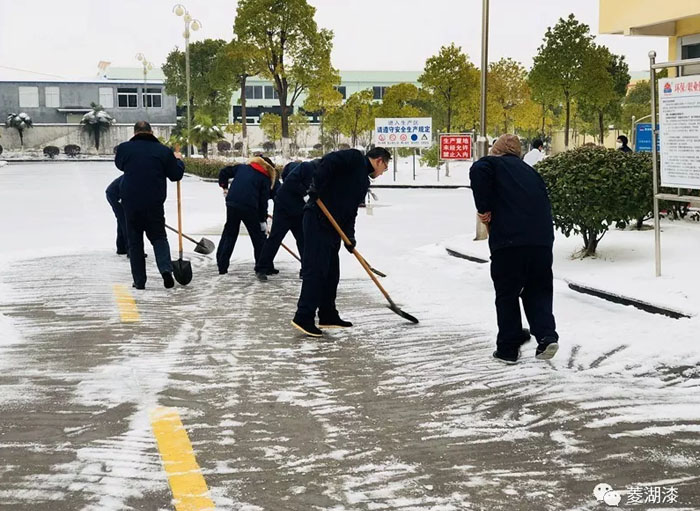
left=194, top=237, right=215, bottom=255
left=387, top=300, right=419, bottom=324
left=172, top=258, right=192, bottom=286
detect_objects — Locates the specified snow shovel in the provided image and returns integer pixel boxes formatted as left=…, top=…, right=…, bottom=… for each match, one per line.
left=172, top=180, right=192, bottom=285
left=316, top=199, right=418, bottom=324
left=164, top=223, right=215, bottom=255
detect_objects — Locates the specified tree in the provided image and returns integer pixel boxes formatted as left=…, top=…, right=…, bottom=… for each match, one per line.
left=80, top=103, right=114, bottom=151
left=304, top=81, right=342, bottom=154
left=376, top=83, right=425, bottom=118
left=536, top=146, right=653, bottom=256
left=621, top=80, right=651, bottom=135
left=530, top=14, right=596, bottom=148
left=577, top=45, right=630, bottom=144
left=162, top=38, right=236, bottom=123
left=5, top=113, right=33, bottom=148
left=260, top=112, right=282, bottom=149
left=487, top=58, right=531, bottom=135
left=190, top=112, right=224, bottom=157
left=289, top=111, right=310, bottom=150
left=338, top=89, right=374, bottom=148
left=234, top=0, right=336, bottom=148
left=419, top=43, right=478, bottom=134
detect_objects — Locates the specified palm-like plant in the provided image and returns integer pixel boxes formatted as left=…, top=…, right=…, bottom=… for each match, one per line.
left=80, top=103, right=114, bottom=151
left=190, top=112, right=224, bottom=158
left=6, top=113, right=33, bottom=148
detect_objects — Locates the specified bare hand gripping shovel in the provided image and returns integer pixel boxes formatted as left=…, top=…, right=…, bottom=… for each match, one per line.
left=172, top=180, right=192, bottom=285
left=316, top=199, right=418, bottom=324
left=165, top=224, right=215, bottom=255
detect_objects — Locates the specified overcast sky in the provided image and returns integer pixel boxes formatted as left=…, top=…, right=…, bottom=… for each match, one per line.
left=0, top=0, right=668, bottom=80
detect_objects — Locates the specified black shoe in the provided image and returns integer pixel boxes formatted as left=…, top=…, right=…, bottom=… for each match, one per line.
left=299, top=269, right=303, bottom=280
left=116, top=250, right=128, bottom=255
left=218, top=269, right=228, bottom=275
left=492, top=350, right=519, bottom=365
left=132, top=282, right=145, bottom=290
left=255, top=271, right=268, bottom=281
left=265, top=268, right=280, bottom=275
left=162, top=272, right=175, bottom=289
left=318, top=316, right=353, bottom=328
left=519, top=328, right=532, bottom=346
left=291, top=318, right=323, bottom=337
left=536, top=337, right=559, bottom=360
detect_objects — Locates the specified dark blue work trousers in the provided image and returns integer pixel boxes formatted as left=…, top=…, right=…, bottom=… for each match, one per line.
left=490, top=245, right=558, bottom=357
left=255, top=206, right=304, bottom=274
left=106, top=188, right=128, bottom=254
left=294, top=209, right=340, bottom=323
left=123, top=205, right=173, bottom=286
left=216, top=205, right=267, bottom=274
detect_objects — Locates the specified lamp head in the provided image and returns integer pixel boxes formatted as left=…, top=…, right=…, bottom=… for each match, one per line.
left=173, top=4, right=185, bottom=16
left=191, top=19, right=201, bottom=31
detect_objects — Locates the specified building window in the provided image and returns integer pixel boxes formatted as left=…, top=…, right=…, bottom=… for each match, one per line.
left=264, top=85, right=278, bottom=99
left=372, top=86, right=386, bottom=100
left=245, top=85, right=263, bottom=99
left=142, top=87, right=162, bottom=108
left=45, top=86, right=60, bottom=108
left=99, top=87, right=114, bottom=108
left=18, top=86, right=39, bottom=108
left=117, top=87, right=138, bottom=108
left=680, top=35, right=700, bottom=76
left=334, top=86, right=347, bottom=99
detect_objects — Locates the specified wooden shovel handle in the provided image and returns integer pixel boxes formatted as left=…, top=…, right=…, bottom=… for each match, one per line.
left=316, top=199, right=393, bottom=304
left=176, top=181, right=184, bottom=257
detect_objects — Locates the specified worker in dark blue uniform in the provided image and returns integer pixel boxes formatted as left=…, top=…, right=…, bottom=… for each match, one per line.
left=105, top=176, right=128, bottom=255
left=255, top=159, right=319, bottom=280
left=115, top=121, right=184, bottom=289
left=216, top=156, right=277, bottom=275
left=291, top=147, right=391, bottom=337
left=470, top=134, right=558, bottom=364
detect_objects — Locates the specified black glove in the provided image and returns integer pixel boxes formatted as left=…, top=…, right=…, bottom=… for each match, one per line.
left=306, top=185, right=319, bottom=204
left=344, top=238, right=356, bottom=253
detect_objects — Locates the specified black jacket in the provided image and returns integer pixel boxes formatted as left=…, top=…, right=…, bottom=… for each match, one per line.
left=115, top=133, right=184, bottom=209
left=308, top=149, right=372, bottom=240
left=275, top=159, right=319, bottom=216
left=219, top=161, right=273, bottom=222
left=469, top=154, right=554, bottom=252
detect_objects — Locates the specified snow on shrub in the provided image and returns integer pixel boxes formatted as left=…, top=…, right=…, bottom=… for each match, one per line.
left=43, top=146, right=60, bottom=159
left=64, top=144, right=81, bottom=158
left=217, top=140, right=232, bottom=152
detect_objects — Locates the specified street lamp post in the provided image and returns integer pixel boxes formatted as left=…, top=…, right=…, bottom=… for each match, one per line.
left=173, top=4, right=201, bottom=156
left=475, top=0, right=490, bottom=241
left=135, top=53, right=153, bottom=117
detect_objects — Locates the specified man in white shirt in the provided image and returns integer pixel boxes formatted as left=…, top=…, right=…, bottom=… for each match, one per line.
left=523, top=139, right=546, bottom=167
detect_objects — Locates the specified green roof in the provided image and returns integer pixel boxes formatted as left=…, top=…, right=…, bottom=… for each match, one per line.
left=103, top=67, right=166, bottom=81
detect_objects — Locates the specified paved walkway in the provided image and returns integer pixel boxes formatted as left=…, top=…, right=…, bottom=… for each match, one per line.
left=1, top=250, right=698, bottom=510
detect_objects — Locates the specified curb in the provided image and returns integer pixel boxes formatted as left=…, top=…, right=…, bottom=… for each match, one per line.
left=445, top=247, right=693, bottom=320
left=565, top=281, right=693, bottom=320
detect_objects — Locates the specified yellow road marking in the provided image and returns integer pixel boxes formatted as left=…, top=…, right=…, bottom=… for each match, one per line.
left=113, top=284, right=140, bottom=323
left=150, top=407, right=216, bottom=511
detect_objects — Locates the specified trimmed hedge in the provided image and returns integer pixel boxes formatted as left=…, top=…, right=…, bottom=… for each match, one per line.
left=183, top=158, right=230, bottom=179
left=43, top=146, right=60, bottom=159
left=64, top=144, right=81, bottom=157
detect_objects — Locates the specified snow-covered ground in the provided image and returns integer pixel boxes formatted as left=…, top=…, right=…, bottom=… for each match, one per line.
left=0, top=161, right=698, bottom=510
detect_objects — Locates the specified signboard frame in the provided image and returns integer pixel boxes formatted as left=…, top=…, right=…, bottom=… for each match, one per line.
left=374, top=117, right=432, bottom=148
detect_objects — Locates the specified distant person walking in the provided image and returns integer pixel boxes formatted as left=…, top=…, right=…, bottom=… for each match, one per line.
left=523, top=139, right=546, bottom=167
left=115, top=121, right=184, bottom=289
left=469, top=134, right=559, bottom=364
left=617, top=135, right=632, bottom=152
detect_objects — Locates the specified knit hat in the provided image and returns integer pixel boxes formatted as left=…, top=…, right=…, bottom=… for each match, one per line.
left=489, top=134, right=522, bottom=157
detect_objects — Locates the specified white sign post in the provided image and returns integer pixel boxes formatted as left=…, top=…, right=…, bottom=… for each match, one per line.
left=374, top=117, right=432, bottom=148
left=374, top=118, right=432, bottom=182
left=659, top=76, right=700, bottom=190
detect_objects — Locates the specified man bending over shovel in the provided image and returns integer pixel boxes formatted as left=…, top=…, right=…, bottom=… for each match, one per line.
left=292, top=147, right=391, bottom=337
left=115, top=121, right=184, bottom=289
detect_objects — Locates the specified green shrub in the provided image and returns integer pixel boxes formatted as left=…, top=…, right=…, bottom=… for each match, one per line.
left=43, top=146, right=60, bottom=159
left=536, top=146, right=653, bottom=257
left=183, top=158, right=231, bottom=179
left=419, top=144, right=441, bottom=168
left=64, top=144, right=81, bottom=157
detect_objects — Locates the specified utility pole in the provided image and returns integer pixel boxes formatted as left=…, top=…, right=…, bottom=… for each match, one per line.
left=173, top=4, right=201, bottom=157
left=475, top=0, right=490, bottom=241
